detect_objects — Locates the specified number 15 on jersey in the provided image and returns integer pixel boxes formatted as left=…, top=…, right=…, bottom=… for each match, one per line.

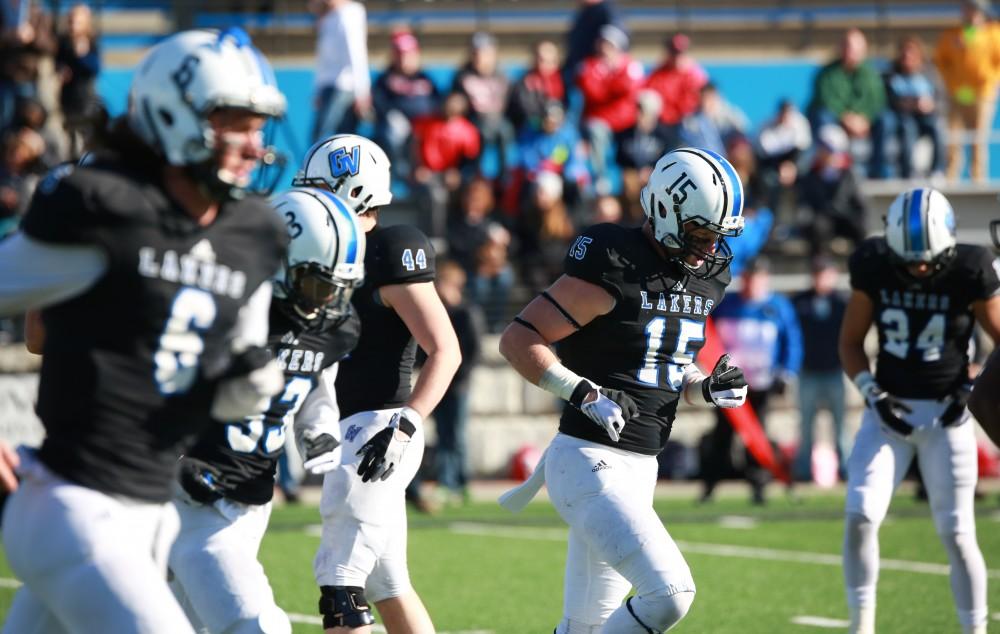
left=638, top=318, right=705, bottom=391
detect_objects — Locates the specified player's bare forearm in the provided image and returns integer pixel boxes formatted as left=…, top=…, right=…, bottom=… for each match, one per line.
left=839, top=290, right=874, bottom=380
left=972, top=295, right=1000, bottom=345
left=499, top=321, right=561, bottom=385
left=407, top=346, right=461, bottom=419
left=970, top=347, right=1000, bottom=447
left=24, top=309, right=44, bottom=354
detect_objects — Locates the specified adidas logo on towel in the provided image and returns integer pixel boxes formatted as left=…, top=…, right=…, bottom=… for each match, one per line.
left=591, top=460, right=611, bottom=472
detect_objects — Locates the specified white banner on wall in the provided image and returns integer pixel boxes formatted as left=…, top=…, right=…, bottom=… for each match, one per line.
left=0, top=373, right=43, bottom=447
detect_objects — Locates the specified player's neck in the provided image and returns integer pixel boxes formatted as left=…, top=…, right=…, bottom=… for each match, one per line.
left=641, top=221, right=672, bottom=260
left=163, top=167, right=221, bottom=226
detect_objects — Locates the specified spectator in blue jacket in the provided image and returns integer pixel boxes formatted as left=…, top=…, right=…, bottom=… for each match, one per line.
left=701, top=257, right=803, bottom=504
left=791, top=256, right=848, bottom=482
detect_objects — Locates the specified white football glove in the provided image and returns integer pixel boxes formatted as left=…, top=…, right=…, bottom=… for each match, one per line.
left=211, top=359, right=284, bottom=421
left=702, top=354, right=749, bottom=408
left=356, top=407, right=421, bottom=482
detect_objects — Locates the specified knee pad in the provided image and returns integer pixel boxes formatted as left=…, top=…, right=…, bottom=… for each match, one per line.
left=319, top=586, right=376, bottom=629
left=626, top=590, right=695, bottom=632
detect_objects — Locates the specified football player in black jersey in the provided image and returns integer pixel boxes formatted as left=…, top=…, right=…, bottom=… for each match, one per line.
left=0, top=29, right=288, bottom=633
left=293, top=134, right=461, bottom=633
left=168, top=188, right=366, bottom=634
left=839, top=188, right=1000, bottom=634
left=499, top=147, right=749, bottom=634
left=968, top=221, right=1000, bottom=448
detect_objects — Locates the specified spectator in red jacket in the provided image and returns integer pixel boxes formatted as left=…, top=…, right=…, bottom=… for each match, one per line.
left=576, top=24, right=644, bottom=194
left=644, top=33, right=708, bottom=126
left=412, top=91, right=481, bottom=235
left=507, top=39, right=565, bottom=135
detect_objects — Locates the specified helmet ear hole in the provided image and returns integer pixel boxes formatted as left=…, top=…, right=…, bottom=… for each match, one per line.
left=657, top=199, right=668, bottom=219
left=350, top=185, right=363, bottom=199
left=157, top=108, right=174, bottom=127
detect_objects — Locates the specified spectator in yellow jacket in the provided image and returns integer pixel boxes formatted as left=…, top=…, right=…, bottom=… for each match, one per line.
left=934, top=0, right=1000, bottom=181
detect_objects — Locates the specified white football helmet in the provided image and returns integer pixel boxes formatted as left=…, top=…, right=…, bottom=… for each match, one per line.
left=128, top=28, right=286, bottom=198
left=271, top=188, right=366, bottom=327
left=885, top=187, right=957, bottom=275
left=292, top=134, right=392, bottom=214
left=640, top=147, right=745, bottom=278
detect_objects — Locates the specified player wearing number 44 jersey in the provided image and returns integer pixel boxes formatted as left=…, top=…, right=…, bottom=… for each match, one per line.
left=839, top=188, right=1000, bottom=634
left=0, top=28, right=288, bottom=634
left=500, top=147, right=749, bottom=634
left=294, top=134, right=461, bottom=634
left=169, top=188, right=365, bottom=634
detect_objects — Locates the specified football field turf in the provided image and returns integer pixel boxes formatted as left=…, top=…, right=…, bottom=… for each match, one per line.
left=1, top=490, right=999, bottom=633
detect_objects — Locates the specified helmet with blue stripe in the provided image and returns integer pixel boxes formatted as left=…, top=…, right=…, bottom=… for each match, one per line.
left=271, top=188, right=366, bottom=328
left=885, top=187, right=956, bottom=277
left=128, top=28, right=286, bottom=199
left=640, top=147, right=745, bottom=278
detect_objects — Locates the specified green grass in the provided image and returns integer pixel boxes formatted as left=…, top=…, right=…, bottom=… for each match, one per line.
left=2, top=492, right=1000, bottom=633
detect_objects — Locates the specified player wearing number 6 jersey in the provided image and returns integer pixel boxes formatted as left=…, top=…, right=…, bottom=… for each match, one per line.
left=169, top=188, right=365, bottom=634
left=839, top=188, right=1000, bottom=634
left=0, top=28, right=287, bottom=633
left=500, top=147, right=749, bottom=633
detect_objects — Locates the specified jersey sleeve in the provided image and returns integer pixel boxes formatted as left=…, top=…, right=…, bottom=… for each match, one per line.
left=20, top=165, right=108, bottom=246
left=847, top=238, right=885, bottom=298
left=965, top=246, right=1000, bottom=301
left=563, top=224, right=626, bottom=301
left=370, top=225, right=436, bottom=287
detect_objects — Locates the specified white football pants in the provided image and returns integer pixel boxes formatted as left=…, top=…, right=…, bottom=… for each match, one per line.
left=169, top=492, right=291, bottom=634
left=314, top=408, right=425, bottom=602
left=544, top=433, right=695, bottom=632
left=1, top=451, right=193, bottom=634
left=844, top=398, right=987, bottom=628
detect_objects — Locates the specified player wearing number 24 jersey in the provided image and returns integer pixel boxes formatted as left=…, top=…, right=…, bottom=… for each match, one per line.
left=500, top=147, right=749, bottom=634
left=0, top=28, right=288, bottom=633
left=169, top=188, right=365, bottom=634
left=839, top=188, right=1000, bottom=634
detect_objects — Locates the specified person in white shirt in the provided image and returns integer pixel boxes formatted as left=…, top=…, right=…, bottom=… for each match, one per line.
left=310, top=0, right=372, bottom=142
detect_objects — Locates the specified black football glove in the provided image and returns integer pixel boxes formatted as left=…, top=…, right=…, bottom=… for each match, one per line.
left=856, top=374, right=913, bottom=438
left=569, top=381, right=638, bottom=442
left=702, top=354, right=749, bottom=408
left=939, top=380, right=973, bottom=428
left=356, top=408, right=420, bottom=483
left=178, top=457, right=230, bottom=505
left=301, top=431, right=341, bottom=474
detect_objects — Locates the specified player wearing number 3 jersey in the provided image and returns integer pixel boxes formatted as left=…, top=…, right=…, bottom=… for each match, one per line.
left=0, top=29, right=287, bottom=633
left=500, top=147, right=749, bottom=633
left=169, top=188, right=365, bottom=634
left=839, top=188, right=1000, bottom=634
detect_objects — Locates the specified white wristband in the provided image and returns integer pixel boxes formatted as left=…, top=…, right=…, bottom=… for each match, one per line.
left=852, top=370, right=875, bottom=394
left=538, top=362, right=586, bottom=402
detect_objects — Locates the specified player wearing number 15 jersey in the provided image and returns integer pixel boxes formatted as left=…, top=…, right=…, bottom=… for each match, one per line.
left=839, top=188, right=1000, bottom=634
left=169, top=188, right=365, bottom=634
left=0, top=28, right=288, bottom=633
left=500, top=147, right=749, bottom=634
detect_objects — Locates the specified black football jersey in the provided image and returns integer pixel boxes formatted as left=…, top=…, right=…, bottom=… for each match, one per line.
left=21, top=157, right=288, bottom=503
left=849, top=237, right=1000, bottom=398
left=336, top=224, right=436, bottom=418
left=556, top=224, right=730, bottom=455
left=185, top=305, right=360, bottom=505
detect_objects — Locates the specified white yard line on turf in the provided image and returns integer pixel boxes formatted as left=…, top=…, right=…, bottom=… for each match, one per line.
left=0, top=577, right=21, bottom=589
left=790, top=615, right=849, bottom=628
left=287, top=613, right=492, bottom=634
left=447, top=522, right=1000, bottom=579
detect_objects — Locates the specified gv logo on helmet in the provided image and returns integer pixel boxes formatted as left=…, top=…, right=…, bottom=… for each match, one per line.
left=328, top=146, right=361, bottom=178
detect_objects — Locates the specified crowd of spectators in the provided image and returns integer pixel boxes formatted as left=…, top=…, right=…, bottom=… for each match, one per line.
left=307, top=0, right=1000, bottom=332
